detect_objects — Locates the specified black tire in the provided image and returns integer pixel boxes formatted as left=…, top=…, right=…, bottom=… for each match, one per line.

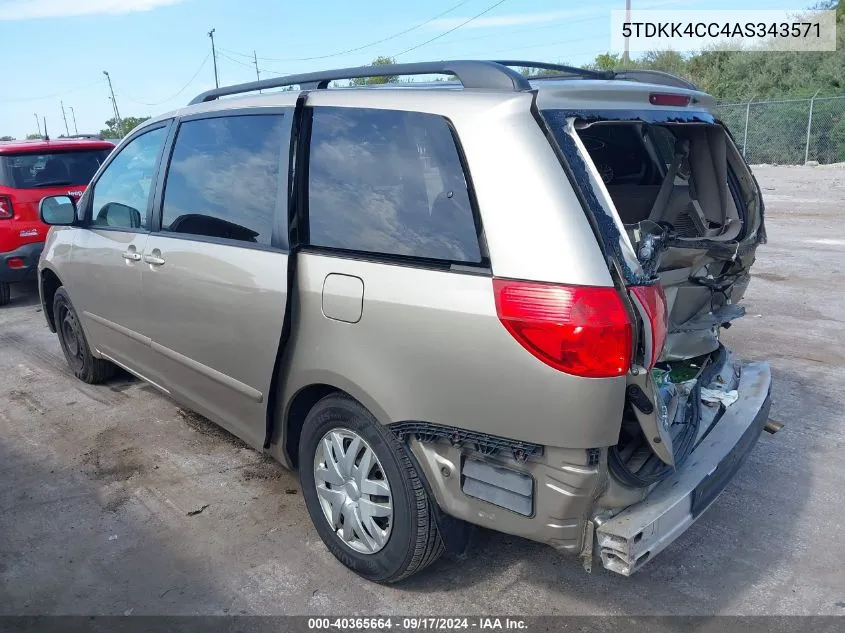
left=299, top=394, right=443, bottom=583
left=53, top=287, right=115, bottom=384
left=0, top=281, right=10, bottom=307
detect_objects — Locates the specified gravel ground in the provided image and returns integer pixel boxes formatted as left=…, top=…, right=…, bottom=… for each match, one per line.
left=1, top=165, right=843, bottom=616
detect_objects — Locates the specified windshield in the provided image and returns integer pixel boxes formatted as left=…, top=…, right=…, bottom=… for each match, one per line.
left=0, top=149, right=111, bottom=188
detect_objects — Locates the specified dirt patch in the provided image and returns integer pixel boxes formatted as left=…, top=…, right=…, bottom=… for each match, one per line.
left=82, top=427, right=147, bottom=483
left=177, top=408, right=248, bottom=448
left=8, top=389, right=45, bottom=415
left=242, top=460, right=285, bottom=482
left=754, top=272, right=789, bottom=283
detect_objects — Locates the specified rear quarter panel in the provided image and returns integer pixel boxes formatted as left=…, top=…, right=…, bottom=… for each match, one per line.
left=280, top=254, right=626, bottom=451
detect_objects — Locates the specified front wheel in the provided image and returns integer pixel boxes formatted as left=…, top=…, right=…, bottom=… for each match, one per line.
left=53, top=287, right=115, bottom=384
left=299, top=394, right=443, bottom=583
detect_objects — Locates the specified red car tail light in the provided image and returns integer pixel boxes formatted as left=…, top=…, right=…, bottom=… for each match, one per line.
left=649, top=93, right=691, bottom=107
left=7, top=257, right=24, bottom=269
left=493, top=278, right=633, bottom=378
left=630, top=284, right=668, bottom=369
left=0, top=196, right=13, bottom=219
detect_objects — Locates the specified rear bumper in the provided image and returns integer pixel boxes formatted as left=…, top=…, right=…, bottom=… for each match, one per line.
left=594, top=360, right=772, bottom=575
left=0, top=242, right=44, bottom=283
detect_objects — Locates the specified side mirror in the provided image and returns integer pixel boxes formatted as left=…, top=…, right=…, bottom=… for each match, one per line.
left=97, top=202, right=142, bottom=229
left=39, top=195, right=77, bottom=226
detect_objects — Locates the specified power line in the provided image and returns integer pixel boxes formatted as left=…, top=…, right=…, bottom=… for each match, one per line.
left=421, top=14, right=605, bottom=48
left=218, top=0, right=474, bottom=63
left=1, top=78, right=105, bottom=104
left=393, top=0, right=511, bottom=58
left=114, top=53, right=212, bottom=107
left=461, top=33, right=605, bottom=58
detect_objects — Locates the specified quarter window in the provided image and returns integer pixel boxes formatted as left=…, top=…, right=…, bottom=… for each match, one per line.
left=161, top=114, right=287, bottom=246
left=307, top=107, right=481, bottom=263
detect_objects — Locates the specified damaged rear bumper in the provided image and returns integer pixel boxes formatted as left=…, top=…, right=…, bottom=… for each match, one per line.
left=594, top=360, right=772, bottom=576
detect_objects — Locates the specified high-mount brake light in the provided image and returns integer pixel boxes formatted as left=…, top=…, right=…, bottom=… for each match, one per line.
left=649, top=93, right=691, bottom=107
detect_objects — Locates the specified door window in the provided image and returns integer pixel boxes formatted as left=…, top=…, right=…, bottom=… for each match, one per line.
left=90, top=126, right=167, bottom=230
left=160, top=114, right=288, bottom=247
left=307, top=107, right=482, bottom=263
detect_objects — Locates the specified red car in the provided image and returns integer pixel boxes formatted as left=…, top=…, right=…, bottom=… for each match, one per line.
left=0, top=137, right=115, bottom=305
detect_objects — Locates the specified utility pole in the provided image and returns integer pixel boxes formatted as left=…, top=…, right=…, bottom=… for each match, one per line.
left=102, top=71, right=123, bottom=136
left=34, top=113, right=42, bottom=137
left=208, top=28, right=219, bottom=88
left=253, top=50, right=261, bottom=92
left=69, top=106, right=79, bottom=135
left=60, top=101, right=70, bottom=137
left=622, top=0, right=631, bottom=65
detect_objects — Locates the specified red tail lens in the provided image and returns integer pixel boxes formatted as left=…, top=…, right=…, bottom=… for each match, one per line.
left=649, top=93, right=690, bottom=107
left=493, top=279, right=633, bottom=378
left=0, top=196, right=12, bottom=219
left=630, top=284, right=668, bottom=369
left=7, top=257, right=24, bottom=269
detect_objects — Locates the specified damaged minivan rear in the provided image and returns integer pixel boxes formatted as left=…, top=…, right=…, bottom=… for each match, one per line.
left=532, top=79, right=772, bottom=574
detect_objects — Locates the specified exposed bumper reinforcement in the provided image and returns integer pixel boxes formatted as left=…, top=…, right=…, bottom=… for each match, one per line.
left=595, top=360, right=772, bottom=576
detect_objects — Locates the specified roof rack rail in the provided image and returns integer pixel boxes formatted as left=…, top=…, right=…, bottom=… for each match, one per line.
left=189, top=60, right=532, bottom=104
left=492, top=60, right=614, bottom=80
left=66, top=133, right=104, bottom=140
left=612, top=69, right=699, bottom=91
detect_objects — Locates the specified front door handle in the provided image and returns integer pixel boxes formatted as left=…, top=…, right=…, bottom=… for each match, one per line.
left=143, top=252, right=166, bottom=266
left=121, top=251, right=142, bottom=261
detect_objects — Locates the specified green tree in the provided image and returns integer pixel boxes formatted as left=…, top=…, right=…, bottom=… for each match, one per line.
left=350, top=56, right=399, bottom=86
left=0, top=136, right=14, bottom=141
left=25, top=133, right=42, bottom=140
left=100, top=116, right=151, bottom=139
left=518, top=66, right=568, bottom=77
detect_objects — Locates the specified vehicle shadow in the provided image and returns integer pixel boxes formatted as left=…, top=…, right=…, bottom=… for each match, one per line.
left=6, top=281, right=41, bottom=308
left=399, top=364, right=816, bottom=615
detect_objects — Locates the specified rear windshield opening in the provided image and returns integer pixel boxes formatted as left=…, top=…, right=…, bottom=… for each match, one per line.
left=542, top=111, right=743, bottom=242
left=577, top=121, right=733, bottom=239
left=0, top=149, right=111, bottom=189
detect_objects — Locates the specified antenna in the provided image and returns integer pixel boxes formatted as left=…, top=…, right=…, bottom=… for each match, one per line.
left=43, top=117, right=49, bottom=141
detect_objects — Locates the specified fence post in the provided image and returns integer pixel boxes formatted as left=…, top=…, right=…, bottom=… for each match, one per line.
left=742, top=97, right=753, bottom=159
left=804, top=89, right=821, bottom=165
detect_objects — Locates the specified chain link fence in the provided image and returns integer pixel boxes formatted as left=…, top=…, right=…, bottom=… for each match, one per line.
left=717, top=95, right=845, bottom=165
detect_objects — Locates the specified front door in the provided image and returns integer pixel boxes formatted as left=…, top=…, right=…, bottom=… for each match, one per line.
left=64, top=124, right=170, bottom=382
left=140, top=110, right=293, bottom=448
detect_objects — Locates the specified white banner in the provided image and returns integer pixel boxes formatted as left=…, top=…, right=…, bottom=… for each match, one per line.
left=610, top=9, right=837, bottom=53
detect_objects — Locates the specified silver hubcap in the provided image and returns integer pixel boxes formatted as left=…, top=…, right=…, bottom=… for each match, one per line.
left=314, top=429, right=393, bottom=554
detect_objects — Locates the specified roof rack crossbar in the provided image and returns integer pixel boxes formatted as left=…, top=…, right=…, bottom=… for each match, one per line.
left=492, top=60, right=613, bottom=80
left=189, top=60, right=532, bottom=104
left=612, top=69, right=699, bottom=91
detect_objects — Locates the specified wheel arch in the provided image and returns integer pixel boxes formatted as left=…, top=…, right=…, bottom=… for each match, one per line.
left=39, top=267, right=64, bottom=332
left=279, top=375, right=393, bottom=468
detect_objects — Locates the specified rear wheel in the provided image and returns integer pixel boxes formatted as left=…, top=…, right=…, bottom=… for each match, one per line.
left=0, top=282, right=10, bottom=306
left=53, top=287, right=115, bottom=384
left=299, top=394, right=443, bottom=583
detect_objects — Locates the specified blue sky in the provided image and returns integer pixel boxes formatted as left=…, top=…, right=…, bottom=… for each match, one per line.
left=2, top=0, right=805, bottom=139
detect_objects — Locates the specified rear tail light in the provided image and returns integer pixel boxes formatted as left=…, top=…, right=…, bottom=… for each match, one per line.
left=7, top=258, right=24, bottom=269
left=0, top=196, right=12, bottom=219
left=630, top=284, right=668, bottom=369
left=493, top=279, right=633, bottom=378
left=649, top=93, right=690, bottom=107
